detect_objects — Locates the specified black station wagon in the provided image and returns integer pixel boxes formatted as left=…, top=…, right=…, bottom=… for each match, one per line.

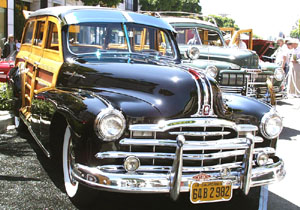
left=9, top=6, right=285, bottom=205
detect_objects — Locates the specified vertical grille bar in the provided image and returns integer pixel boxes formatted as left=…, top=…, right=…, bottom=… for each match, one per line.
left=153, top=132, right=157, bottom=165
left=219, top=126, right=224, bottom=164
left=201, top=126, right=206, bottom=167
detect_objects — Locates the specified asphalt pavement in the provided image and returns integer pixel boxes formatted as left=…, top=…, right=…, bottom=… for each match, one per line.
left=0, top=98, right=300, bottom=210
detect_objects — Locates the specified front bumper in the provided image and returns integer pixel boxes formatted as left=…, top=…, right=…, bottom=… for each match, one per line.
left=72, top=132, right=285, bottom=201
left=73, top=157, right=285, bottom=193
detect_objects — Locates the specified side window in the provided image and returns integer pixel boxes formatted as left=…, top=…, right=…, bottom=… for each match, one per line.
left=22, top=21, right=35, bottom=44
left=45, top=21, right=59, bottom=51
left=34, top=21, right=45, bottom=46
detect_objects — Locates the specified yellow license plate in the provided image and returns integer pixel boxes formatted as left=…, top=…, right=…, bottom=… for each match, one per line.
left=190, top=181, right=232, bottom=204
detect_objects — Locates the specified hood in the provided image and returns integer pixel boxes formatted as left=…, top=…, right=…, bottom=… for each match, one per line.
left=179, top=45, right=259, bottom=69
left=57, top=61, right=200, bottom=118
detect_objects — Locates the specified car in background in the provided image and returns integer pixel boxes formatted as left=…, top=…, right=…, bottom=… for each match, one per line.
left=221, top=28, right=286, bottom=101
left=153, top=12, right=285, bottom=104
left=9, top=6, right=285, bottom=206
left=0, top=51, right=16, bottom=82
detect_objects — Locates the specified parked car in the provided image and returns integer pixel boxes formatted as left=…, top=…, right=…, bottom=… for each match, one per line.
left=221, top=28, right=286, bottom=101
left=152, top=12, right=285, bottom=103
left=0, top=51, right=16, bottom=82
left=9, top=6, right=285, bottom=205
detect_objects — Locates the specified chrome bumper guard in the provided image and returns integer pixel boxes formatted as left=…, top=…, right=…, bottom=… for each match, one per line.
left=71, top=120, right=285, bottom=200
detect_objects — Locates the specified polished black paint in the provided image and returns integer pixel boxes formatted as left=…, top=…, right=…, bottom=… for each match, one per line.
left=57, top=60, right=200, bottom=118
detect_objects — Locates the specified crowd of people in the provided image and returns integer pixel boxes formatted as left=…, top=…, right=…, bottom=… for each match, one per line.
left=272, top=37, right=300, bottom=98
left=0, top=34, right=20, bottom=59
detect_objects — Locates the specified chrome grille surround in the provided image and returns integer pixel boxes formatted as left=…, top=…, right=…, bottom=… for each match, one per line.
left=96, top=118, right=268, bottom=175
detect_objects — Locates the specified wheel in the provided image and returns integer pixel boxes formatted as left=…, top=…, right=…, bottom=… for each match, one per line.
left=62, top=125, right=79, bottom=197
left=62, top=125, right=98, bottom=206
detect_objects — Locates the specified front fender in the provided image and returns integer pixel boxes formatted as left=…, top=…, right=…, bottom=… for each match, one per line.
left=223, top=93, right=271, bottom=126
left=34, top=89, right=109, bottom=138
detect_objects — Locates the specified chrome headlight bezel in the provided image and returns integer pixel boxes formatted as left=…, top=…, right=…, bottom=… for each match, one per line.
left=94, top=108, right=126, bottom=141
left=260, top=110, right=283, bottom=139
left=205, top=65, right=218, bottom=78
left=274, top=68, right=285, bottom=81
left=186, top=46, right=200, bottom=60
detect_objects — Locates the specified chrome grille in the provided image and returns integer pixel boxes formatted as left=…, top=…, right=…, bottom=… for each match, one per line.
left=220, top=73, right=246, bottom=86
left=96, top=118, right=268, bottom=174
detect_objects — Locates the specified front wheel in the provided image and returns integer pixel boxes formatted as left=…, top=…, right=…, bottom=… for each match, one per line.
left=62, top=125, right=98, bottom=206
left=62, top=125, right=79, bottom=198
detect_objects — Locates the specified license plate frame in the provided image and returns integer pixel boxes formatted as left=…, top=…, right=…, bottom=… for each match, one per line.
left=190, top=180, right=233, bottom=204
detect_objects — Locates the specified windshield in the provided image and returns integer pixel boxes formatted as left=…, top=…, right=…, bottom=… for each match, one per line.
left=175, top=27, right=224, bottom=47
left=67, top=23, right=176, bottom=59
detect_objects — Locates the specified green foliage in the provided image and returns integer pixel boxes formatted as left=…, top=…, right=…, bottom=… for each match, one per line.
left=290, top=19, right=300, bottom=39
left=0, top=83, right=13, bottom=111
left=209, top=15, right=239, bottom=30
left=139, top=0, right=201, bottom=13
left=81, top=0, right=122, bottom=7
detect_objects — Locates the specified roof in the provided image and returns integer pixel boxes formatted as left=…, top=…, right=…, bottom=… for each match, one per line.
left=28, top=6, right=175, bottom=32
left=162, top=16, right=217, bottom=28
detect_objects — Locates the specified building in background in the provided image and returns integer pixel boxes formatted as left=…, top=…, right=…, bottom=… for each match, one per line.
left=1, top=0, right=83, bottom=43
left=0, top=0, right=138, bottom=45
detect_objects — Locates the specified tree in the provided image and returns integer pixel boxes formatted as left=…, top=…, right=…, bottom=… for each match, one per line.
left=209, top=15, right=239, bottom=30
left=290, top=19, right=300, bottom=39
left=139, top=0, right=201, bottom=13
left=81, top=0, right=122, bottom=7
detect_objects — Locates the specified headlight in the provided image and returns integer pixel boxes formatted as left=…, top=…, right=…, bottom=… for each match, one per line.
left=186, top=46, right=200, bottom=60
left=274, top=68, right=285, bottom=81
left=260, top=110, right=283, bottom=139
left=94, top=108, right=126, bottom=141
left=205, top=65, right=218, bottom=78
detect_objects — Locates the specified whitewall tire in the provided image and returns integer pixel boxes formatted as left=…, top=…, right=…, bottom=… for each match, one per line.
left=62, top=125, right=79, bottom=198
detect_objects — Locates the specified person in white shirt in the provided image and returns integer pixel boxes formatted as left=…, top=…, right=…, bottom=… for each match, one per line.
left=290, top=39, right=300, bottom=61
left=232, top=34, right=247, bottom=49
left=287, top=38, right=300, bottom=97
left=272, top=37, right=290, bottom=73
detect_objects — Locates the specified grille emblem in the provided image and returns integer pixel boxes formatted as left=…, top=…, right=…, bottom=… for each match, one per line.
left=202, top=104, right=210, bottom=115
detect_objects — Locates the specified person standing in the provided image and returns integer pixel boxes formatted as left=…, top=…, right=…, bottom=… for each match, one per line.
left=15, top=39, right=21, bottom=52
left=3, top=34, right=16, bottom=58
left=232, top=34, right=247, bottom=49
left=287, top=39, right=300, bottom=97
left=272, top=37, right=290, bottom=74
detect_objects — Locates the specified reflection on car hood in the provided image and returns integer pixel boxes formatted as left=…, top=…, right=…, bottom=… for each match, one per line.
left=57, top=61, right=199, bottom=118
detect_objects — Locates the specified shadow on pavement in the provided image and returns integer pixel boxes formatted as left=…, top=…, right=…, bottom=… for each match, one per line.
left=22, top=131, right=66, bottom=192
left=280, top=127, right=300, bottom=140
left=277, top=100, right=293, bottom=106
left=0, top=175, right=40, bottom=182
left=83, top=187, right=261, bottom=210
left=268, top=191, right=299, bottom=210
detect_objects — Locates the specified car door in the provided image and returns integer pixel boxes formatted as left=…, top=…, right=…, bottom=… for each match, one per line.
left=32, top=16, right=63, bottom=146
